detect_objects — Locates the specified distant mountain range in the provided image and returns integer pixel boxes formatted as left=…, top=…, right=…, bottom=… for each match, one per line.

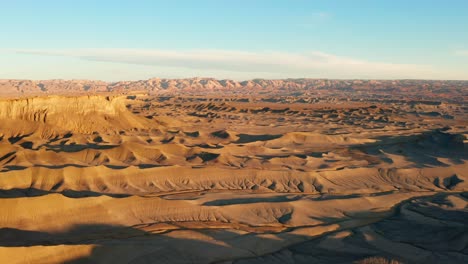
left=1, top=78, right=467, bottom=102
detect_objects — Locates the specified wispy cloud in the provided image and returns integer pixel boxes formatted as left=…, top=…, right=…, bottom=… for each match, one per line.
left=13, top=48, right=436, bottom=79
left=312, top=12, right=331, bottom=20
left=454, top=50, right=468, bottom=56
left=298, top=12, right=332, bottom=28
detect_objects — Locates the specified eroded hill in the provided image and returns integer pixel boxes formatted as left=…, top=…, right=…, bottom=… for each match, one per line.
left=1, top=78, right=467, bottom=102
left=0, top=94, right=466, bottom=264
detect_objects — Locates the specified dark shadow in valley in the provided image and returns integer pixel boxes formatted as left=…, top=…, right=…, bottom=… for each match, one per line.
left=0, top=187, right=130, bottom=199
left=235, top=134, right=283, bottom=144
left=46, top=143, right=119, bottom=153
left=0, top=165, right=28, bottom=172
left=351, top=130, right=467, bottom=168
left=202, top=195, right=302, bottom=206
left=2, top=193, right=465, bottom=263
left=0, top=223, right=405, bottom=264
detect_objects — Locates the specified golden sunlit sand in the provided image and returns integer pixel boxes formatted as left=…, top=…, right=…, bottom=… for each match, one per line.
left=0, top=85, right=466, bottom=263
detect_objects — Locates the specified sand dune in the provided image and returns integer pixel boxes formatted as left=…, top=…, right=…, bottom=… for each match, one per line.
left=0, top=92, right=466, bottom=263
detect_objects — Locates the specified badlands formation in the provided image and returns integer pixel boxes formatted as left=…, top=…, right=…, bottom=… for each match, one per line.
left=0, top=78, right=467, bottom=264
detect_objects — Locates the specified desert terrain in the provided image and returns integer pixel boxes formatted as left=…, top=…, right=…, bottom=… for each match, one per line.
left=0, top=78, right=467, bottom=264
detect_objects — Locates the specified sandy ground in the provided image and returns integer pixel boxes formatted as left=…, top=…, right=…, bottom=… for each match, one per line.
left=0, top=94, right=466, bottom=264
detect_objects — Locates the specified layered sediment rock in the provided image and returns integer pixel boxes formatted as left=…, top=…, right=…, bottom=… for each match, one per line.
left=1, top=78, right=466, bottom=102
left=0, top=95, right=150, bottom=135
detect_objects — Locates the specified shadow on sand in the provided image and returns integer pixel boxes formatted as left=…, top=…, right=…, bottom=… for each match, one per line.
left=1, top=193, right=466, bottom=263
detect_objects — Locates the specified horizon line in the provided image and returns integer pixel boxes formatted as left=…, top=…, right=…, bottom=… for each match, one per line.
left=2, top=77, right=468, bottom=83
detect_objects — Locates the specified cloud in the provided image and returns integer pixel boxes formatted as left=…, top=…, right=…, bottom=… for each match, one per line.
left=298, top=12, right=332, bottom=28
left=455, top=50, right=468, bottom=56
left=311, top=12, right=331, bottom=20
left=13, top=48, right=437, bottom=79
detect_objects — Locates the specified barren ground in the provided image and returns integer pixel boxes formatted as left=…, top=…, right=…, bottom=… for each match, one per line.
left=0, top=91, right=466, bottom=263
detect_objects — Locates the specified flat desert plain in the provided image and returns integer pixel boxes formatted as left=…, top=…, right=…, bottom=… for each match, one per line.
left=0, top=79, right=467, bottom=264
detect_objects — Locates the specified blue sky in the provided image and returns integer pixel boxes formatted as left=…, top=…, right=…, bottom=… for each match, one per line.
left=1, top=0, right=467, bottom=80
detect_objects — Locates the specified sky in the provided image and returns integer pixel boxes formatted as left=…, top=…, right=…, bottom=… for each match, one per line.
left=1, top=0, right=467, bottom=81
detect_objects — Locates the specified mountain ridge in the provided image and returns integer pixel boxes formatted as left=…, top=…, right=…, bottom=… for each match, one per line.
left=1, top=78, right=467, bottom=102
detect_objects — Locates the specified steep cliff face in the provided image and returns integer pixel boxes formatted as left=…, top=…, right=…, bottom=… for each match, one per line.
left=0, top=96, right=150, bottom=135
left=0, top=96, right=122, bottom=119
